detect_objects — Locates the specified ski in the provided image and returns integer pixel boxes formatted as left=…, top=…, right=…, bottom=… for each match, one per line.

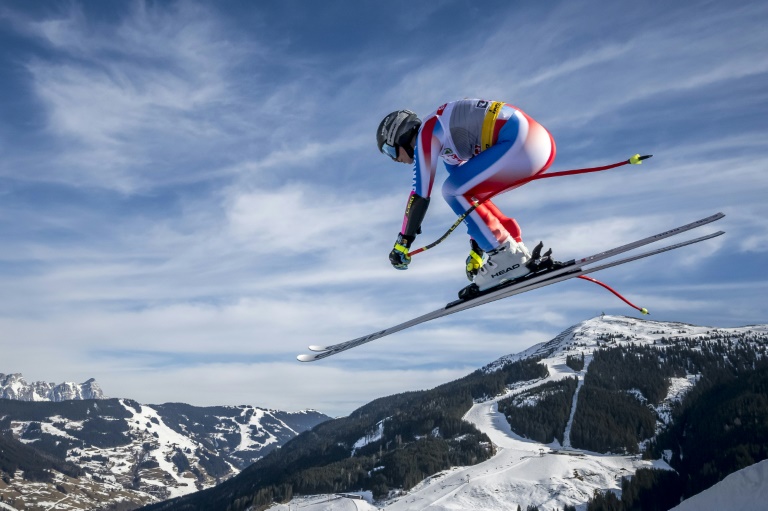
left=453, top=230, right=724, bottom=314
left=299, top=230, right=723, bottom=362
left=298, top=213, right=724, bottom=362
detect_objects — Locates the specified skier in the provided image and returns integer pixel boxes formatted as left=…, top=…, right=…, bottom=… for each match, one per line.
left=377, top=99, right=556, bottom=293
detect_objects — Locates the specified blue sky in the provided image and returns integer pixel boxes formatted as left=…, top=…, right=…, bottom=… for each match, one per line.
left=1, top=0, right=766, bottom=417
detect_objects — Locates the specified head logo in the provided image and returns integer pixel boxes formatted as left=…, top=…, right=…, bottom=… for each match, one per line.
left=491, top=264, right=520, bottom=279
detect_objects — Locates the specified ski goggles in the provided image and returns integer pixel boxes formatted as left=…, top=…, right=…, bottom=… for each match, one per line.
left=381, top=143, right=398, bottom=160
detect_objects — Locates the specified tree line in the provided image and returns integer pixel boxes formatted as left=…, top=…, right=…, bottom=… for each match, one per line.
left=499, top=377, right=578, bottom=445
left=587, top=337, right=768, bottom=510
left=141, top=358, right=550, bottom=510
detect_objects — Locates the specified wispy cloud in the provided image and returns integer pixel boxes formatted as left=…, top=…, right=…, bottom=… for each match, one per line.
left=6, top=2, right=255, bottom=191
left=0, top=0, right=766, bottom=417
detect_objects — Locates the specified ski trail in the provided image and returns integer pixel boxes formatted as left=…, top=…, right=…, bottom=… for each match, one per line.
left=463, top=377, right=551, bottom=449
left=562, top=356, right=592, bottom=449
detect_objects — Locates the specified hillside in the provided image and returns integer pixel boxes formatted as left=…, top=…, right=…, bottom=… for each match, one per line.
left=670, top=459, right=768, bottom=511
left=0, top=398, right=329, bottom=510
left=4, top=315, right=766, bottom=511
left=140, top=315, right=768, bottom=511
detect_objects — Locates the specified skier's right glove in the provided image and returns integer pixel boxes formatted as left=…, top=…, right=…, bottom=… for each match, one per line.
left=389, top=233, right=414, bottom=270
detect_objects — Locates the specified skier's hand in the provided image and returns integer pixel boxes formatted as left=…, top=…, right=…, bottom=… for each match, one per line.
left=389, top=234, right=414, bottom=270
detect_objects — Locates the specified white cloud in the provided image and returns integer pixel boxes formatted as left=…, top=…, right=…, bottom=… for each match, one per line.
left=7, top=3, right=253, bottom=191
left=1, top=0, right=767, bottom=417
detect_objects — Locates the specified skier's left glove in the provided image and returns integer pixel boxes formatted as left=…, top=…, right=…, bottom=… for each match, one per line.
left=389, top=233, right=414, bottom=270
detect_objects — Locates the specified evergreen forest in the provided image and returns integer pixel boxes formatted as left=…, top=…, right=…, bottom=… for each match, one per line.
left=498, top=377, right=578, bottom=444
left=142, top=358, right=549, bottom=510
left=587, top=334, right=768, bottom=510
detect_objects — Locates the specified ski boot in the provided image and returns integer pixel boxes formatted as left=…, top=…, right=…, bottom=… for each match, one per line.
left=473, top=238, right=532, bottom=290
left=457, top=239, right=567, bottom=301
left=458, top=238, right=531, bottom=300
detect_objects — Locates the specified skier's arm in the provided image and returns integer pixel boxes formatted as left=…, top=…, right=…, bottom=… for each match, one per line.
left=389, top=118, right=441, bottom=269
left=400, top=192, right=430, bottom=240
left=390, top=192, right=428, bottom=269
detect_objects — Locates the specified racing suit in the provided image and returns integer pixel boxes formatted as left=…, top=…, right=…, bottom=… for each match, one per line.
left=400, top=99, right=556, bottom=252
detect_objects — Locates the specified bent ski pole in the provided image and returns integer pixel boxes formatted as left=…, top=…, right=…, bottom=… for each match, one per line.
left=520, top=154, right=652, bottom=185
left=408, top=154, right=652, bottom=257
left=578, top=275, right=649, bottom=314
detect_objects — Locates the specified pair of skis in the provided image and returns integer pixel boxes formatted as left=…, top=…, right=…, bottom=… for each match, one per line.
left=297, top=213, right=725, bottom=362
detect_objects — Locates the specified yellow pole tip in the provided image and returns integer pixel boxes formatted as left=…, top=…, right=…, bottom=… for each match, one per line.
left=629, top=154, right=642, bottom=165
left=640, top=308, right=649, bottom=315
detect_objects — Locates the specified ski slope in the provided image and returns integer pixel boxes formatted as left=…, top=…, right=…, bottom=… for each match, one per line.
left=268, top=315, right=768, bottom=511
left=670, top=459, right=768, bottom=511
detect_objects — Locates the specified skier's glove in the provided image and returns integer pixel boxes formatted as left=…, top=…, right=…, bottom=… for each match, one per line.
left=389, top=233, right=414, bottom=270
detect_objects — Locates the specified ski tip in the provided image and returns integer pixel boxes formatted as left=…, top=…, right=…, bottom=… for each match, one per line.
left=297, top=353, right=318, bottom=363
left=308, top=345, right=328, bottom=352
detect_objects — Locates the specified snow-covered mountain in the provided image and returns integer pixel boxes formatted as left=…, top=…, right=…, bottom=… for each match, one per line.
left=267, top=459, right=768, bottom=511
left=0, top=373, right=104, bottom=401
left=259, top=315, right=768, bottom=511
left=670, top=459, right=768, bottom=511
left=483, top=314, right=768, bottom=373
left=0, top=396, right=330, bottom=510
left=5, top=316, right=767, bottom=511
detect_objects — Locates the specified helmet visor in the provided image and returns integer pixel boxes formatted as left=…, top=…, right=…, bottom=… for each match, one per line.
left=381, top=143, right=398, bottom=160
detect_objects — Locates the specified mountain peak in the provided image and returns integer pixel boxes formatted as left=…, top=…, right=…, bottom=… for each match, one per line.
left=0, top=372, right=105, bottom=401
left=484, top=314, right=768, bottom=373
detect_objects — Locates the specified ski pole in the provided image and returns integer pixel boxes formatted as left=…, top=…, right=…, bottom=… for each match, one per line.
left=408, top=154, right=652, bottom=257
left=407, top=199, right=480, bottom=257
left=578, top=275, right=649, bottom=314
left=518, top=153, right=652, bottom=185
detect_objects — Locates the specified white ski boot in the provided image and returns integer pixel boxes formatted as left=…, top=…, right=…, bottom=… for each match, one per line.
left=472, top=238, right=532, bottom=292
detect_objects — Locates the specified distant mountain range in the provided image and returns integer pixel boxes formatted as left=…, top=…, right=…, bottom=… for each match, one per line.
left=0, top=373, right=104, bottom=401
left=3, top=315, right=768, bottom=511
left=0, top=380, right=330, bottom=510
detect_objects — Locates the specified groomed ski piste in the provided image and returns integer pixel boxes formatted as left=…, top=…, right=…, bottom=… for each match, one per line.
left=269, top=315, right=768, bottom=511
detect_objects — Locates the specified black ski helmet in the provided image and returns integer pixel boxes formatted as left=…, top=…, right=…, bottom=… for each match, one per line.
left=377, top=109, right=421, bottom=160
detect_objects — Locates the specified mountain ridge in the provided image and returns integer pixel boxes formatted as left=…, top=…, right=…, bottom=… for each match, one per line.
left=3, top=315, right=767, bottom=511
left=138, top=314, right=768, bottom=511
left=0, top=392, right=330, bottom=509
left=0, top=373, right=105, bottom=401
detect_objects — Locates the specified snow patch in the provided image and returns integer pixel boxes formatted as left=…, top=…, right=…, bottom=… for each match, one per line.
left=353, top=419, right=386, bottom=455
left=671, top=459, right=768, bottom=511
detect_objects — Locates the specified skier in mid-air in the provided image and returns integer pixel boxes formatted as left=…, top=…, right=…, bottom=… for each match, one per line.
left=295, top=111, right=710, bottom=362
left=377, top=99, right=556, bottom=293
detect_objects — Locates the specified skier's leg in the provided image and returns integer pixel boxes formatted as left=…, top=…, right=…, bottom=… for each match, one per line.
left=484, top=200, right=522, bottom=243
left=442, top=107, right=555, bottom=252
left=444, top=106, right=556, bottom=291
left=441, top=182, right=509, bottom=251
left=460, top=107, right=556, bottom=203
